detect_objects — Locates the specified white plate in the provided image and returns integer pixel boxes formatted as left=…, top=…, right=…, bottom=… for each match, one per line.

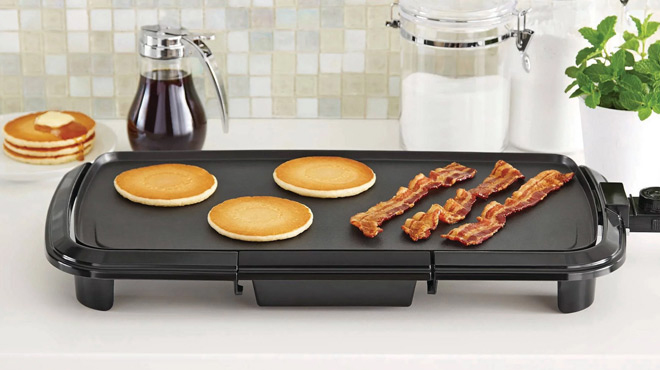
left=0, top=116, right=116, bottom=182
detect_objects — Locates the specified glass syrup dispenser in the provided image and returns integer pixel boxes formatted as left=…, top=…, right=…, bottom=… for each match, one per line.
left=127, top=25, right=228, bottom=151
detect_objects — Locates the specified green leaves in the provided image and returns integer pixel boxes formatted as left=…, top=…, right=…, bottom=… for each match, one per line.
left=576, top=47, right=598, bottom=65
left=579, top=27, right=602, bottom=48
left=597, top=16, right=617, bottom=45
left=566, top=14, right=660, bottom=121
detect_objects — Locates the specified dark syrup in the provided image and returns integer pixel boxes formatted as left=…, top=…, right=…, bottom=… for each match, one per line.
left=127, top=69, right=207, bottom=151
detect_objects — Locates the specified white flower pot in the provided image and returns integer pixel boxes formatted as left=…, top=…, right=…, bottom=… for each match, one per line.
left=579, top=102, right=660, bottom=195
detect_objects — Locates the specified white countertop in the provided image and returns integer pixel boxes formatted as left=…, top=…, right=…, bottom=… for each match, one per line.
left=1, top=117, right=659, bottom=370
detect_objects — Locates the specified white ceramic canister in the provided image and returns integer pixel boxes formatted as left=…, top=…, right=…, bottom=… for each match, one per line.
left=580, top=103, right=660, bottom=195
left=387, top=0, right=534, bottom=152
left=509, top=0, right=601, bottom=153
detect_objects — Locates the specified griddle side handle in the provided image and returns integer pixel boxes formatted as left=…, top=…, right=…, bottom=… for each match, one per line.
left=45, top=163, right=91, bottom=264
left=599, top=182, right=630, bottom=229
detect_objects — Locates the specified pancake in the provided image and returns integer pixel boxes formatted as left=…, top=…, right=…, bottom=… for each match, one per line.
left=3, top=143, right=93, bottom=165
left=3, top=111, right=95, bottom=148
left=114, top=163, right=217, bottom=207
left=208, top=196, right=313, bottom=242
left=3, top=111, right=96, bottom=165
left=4, top=134, right=94, bottom=157
left=273, top=156, right=376, bottom=198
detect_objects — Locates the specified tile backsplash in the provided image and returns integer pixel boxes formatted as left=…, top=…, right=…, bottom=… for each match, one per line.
left=0, top=0, right=400, bottom=119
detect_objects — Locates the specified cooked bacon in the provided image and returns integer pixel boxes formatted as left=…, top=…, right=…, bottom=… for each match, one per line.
left=401, top=160, right=524, bottom=241
left=442, top=170, right=574, bottom=246
left=350, top=162, right=476, bottom=238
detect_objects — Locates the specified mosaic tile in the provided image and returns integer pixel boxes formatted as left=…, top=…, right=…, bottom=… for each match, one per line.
left=46, top=75, right=67, bottom=95
left=67, top=31, right=89, bottom=52
left=113, top=9, right=135, bottom=31
left=251, top=97, right=272, bottom=117
left=296, top=97, right=317, bottom=118
left=20, top=31, right=41, bottom=53
left=249, top=54, right=270, bottom=75
left=69, top=75, right=90, bottom=96
left=343, top=6, right=364, bottom=28
left=0, top=75, right=22, bottom=96
left=271, top=74, right=293, bottom=96
left=272, top=96, right=294, bottom=117
left=21, top=52, right=43, bottom=74
left=0, top=53, right=21, bottom=74
left=364, top=50, right=387, bottom=73
left=318, top=96, right=339, bottom=117
left=91, top=53, right=114, bottom=74
left=273, top=30, right=294, bottom=51
left=43, top=31, right=66, bottom=52
left=42, top=8, right=65, bottom=30
left=45, top=53, right=67, bottom=74
left=272, top=52, right=295, bottom=74
left=20, top=9, right=41, bottom=30
left=251, top=7, right=273, bottom=29
left=249, top=75, right=270, bottom=96
left=318, top=73, right=340, bottom=95
left=342, top=51, right=364, bottom=72
left=24, top=97, right=46, bottom=110
left=366, top=97, right=387, bottom=118
left=92, top=97, right=115, bottom=117
left=295, top=74, right=316, bottom=96
left=275, top=7, right=295, bottom=29
left=90, top=31, right=112, bottom=52
left=296, top=30, right=318, bottom=51
left=341, top=72, right=363, bottom=95
left=249, top=30, right=273, bottom=52
left=181, top=8, right=203, bottom=29
left=341, top=95, right=364, bottom=118
left=227, top=53, right=248, bottom=74
left=66, top=9, right=87, bottom=30
left=297, top=8, right=319, bottom=29
left=228, top=97, right=249, bottom=117
left=296, top=52, right=317, bottom=74
left=22, top=75, right=45, bottom=96
left=320, top=6, right=342, bottom=28
left=0, top=10, right=19, bottom=30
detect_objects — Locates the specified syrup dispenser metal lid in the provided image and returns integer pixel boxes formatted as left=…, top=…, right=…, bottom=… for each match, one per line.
left=139, top=25, right=229, bottom=133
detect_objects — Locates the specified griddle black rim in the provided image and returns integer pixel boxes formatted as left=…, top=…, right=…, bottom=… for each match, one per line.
left=44, top=150, right=627, bottom=312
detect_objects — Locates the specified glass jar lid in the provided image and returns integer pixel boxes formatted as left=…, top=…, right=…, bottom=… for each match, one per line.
left=399, top=0, right=517, bottom=29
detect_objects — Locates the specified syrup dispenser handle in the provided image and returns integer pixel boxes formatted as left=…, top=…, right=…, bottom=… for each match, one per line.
left=181, top=34, right=229, bottom=134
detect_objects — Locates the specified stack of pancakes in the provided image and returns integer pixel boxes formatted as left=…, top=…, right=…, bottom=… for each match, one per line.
left=3, top=111, right=96, bottom=165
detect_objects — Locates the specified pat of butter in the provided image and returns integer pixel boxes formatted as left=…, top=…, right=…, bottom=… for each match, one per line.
left=34, top=111, right=75, bottom=129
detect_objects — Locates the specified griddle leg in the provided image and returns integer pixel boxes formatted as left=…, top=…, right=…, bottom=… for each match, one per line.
left=75, top=276, right=114, bottom=311
left=557, top=279, right=596, bottom=313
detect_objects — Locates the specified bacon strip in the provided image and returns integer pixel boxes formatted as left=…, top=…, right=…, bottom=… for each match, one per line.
left=350, top=162, right=476, bottom=238
left=442, top=170, right=574, bottom=246
left=402, top=161, right=524, bottom=241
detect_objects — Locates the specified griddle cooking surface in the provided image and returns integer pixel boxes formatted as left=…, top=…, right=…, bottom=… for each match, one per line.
left=74, top=151, right=596, bottom=252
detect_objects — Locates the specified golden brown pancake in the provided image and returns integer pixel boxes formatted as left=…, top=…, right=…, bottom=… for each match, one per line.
left=3, top=111, right=95, bottom=148
left=114, top=163, right=217, bottom=207
left=3, top=143, right=93, bottom=165
left=4, top=134, right=94, bottom=157
left=273, top=156, right=376, bottom=198
left=2, top=111, right=96, bottom=165
left=208, top=196, right=313, bottom=242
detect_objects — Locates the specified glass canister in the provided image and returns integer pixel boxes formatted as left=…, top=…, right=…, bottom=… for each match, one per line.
left=387, top=0, right=533, bottom=152
left=509, top=0, right=600, bottom=153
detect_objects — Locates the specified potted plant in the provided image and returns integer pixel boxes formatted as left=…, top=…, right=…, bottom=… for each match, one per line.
left=566, top=14, right=660, bottom=194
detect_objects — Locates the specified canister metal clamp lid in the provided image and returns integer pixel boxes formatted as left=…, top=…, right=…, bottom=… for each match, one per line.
left=386, top=2, right=534, bottom=52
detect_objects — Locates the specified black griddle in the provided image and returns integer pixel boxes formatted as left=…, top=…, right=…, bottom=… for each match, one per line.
left=45, top=150, right=658, bottom=313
